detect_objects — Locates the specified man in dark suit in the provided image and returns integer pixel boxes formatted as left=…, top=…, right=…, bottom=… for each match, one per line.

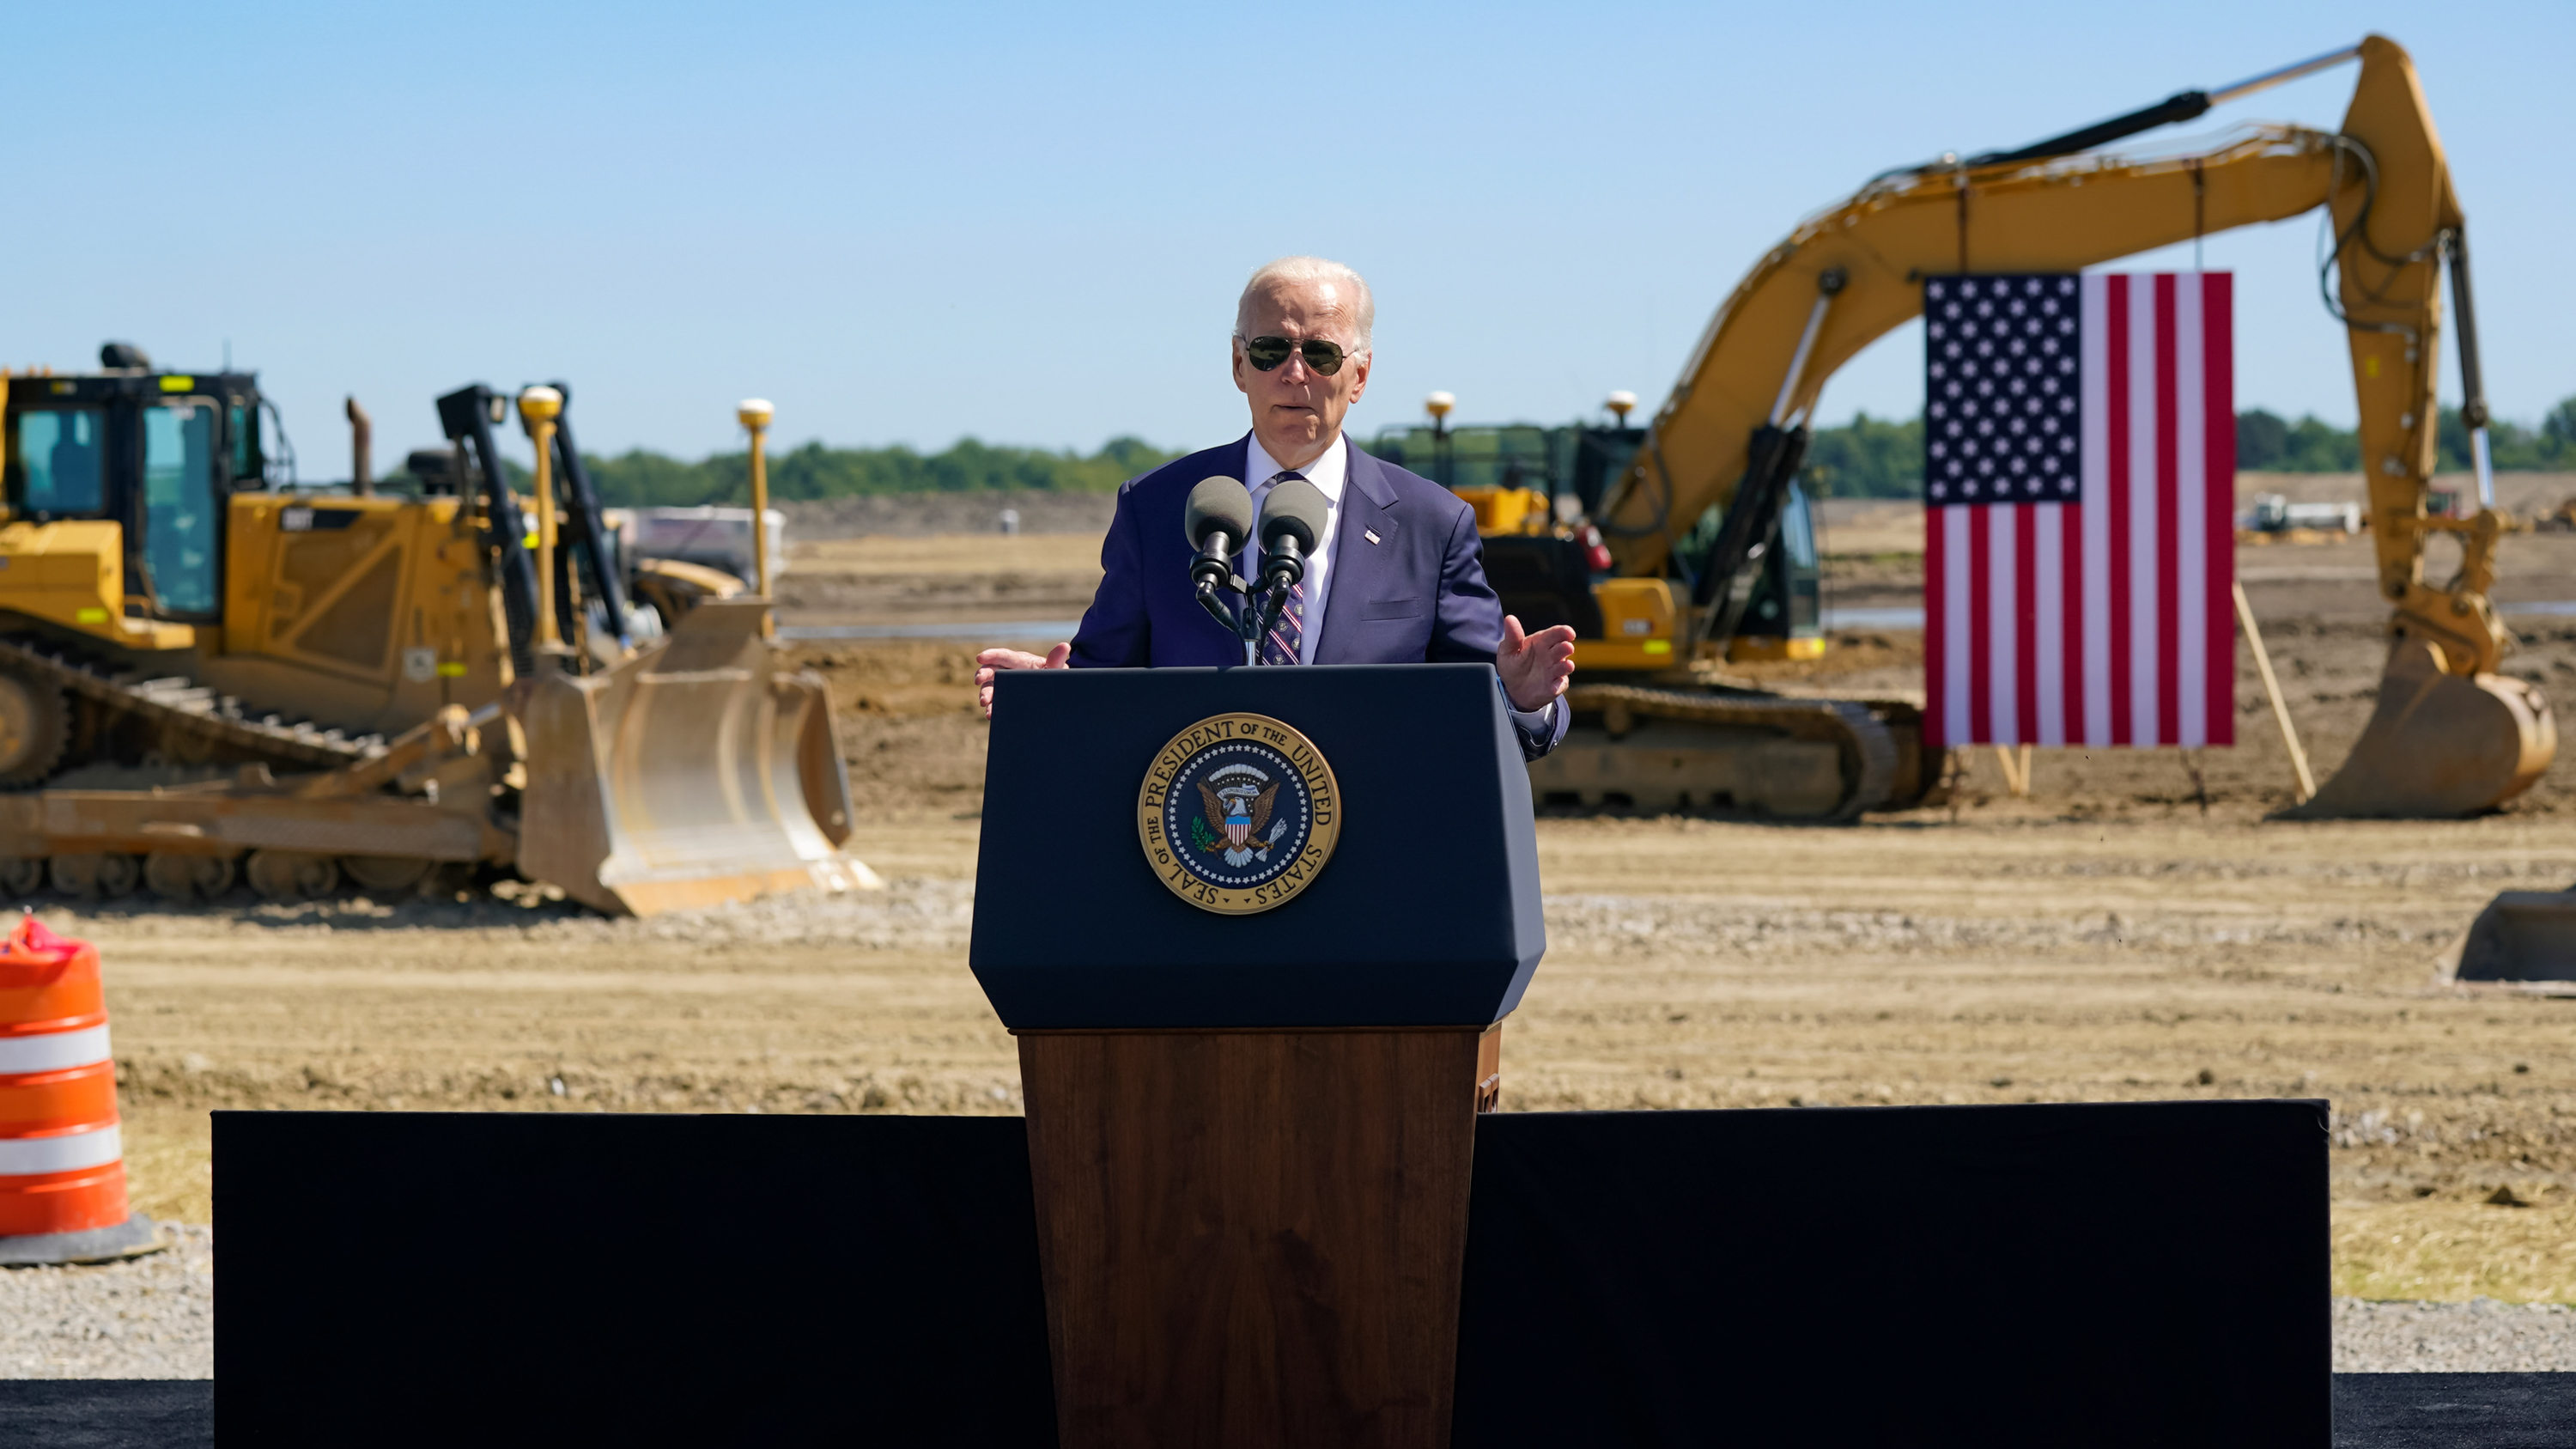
left=977, top=256, right=1576, bottom=758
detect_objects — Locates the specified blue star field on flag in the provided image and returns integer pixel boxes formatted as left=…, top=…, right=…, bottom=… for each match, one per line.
left=1923, top=274, right=2081, bottom=505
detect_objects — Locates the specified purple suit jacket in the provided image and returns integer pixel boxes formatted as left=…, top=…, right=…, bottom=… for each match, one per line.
left=1069, top=434, right=1510, bottom=670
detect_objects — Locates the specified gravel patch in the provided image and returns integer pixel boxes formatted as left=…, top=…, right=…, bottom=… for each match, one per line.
left=31, top=877, right=2483, bottom=960
left=2335, top=1297, right=2576, bottom=1372
left=0, top=1224, right=211, bottom=1379
left=0, top=1226, right=2565, bottom=1378
left=38, top=874, right=979, bottom=953
left=1537, top=893, right=2463, bottom=960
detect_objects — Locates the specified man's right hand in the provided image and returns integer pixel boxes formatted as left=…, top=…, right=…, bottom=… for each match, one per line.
left=975, top=642, right=1071, bottom=717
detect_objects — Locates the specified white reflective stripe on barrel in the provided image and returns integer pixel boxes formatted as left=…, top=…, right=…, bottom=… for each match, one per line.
left=0, top=1025, right=111, bottom=1076
left=0, top=1123, right=121, bottom=1177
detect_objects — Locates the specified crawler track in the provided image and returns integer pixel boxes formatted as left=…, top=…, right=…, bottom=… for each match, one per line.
left=0, top=634, right=386, bottom=776
left=1537, top=683, right=1922, bottom=822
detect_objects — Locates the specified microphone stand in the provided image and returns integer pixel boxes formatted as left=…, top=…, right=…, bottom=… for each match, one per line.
left=1191, top=531, right=1242, bottom=633
left=1188, top=531, right=1305, bottom=667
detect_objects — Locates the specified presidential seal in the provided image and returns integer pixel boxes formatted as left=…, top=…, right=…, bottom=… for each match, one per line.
left=1137, top=713, right=1340, bottom=915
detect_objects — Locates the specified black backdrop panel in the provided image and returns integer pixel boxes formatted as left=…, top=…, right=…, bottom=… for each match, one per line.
left=222, top=1101, right=2324, bottom=1446
left=1454, top=1100, right=2330, bottom=1448
left=216, top=1111, right=1055, bottom=1446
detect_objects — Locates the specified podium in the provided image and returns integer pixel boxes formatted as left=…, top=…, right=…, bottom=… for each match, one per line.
left=975, top=663, right=1543, bottom=1448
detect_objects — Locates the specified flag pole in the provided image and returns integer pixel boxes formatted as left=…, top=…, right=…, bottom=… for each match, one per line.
left=2232, top=579, right=2314, bottom=804
left=1991, top=745, right=2031, bottom=798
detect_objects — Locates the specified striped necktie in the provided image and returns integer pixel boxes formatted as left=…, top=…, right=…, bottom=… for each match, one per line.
left=1255, top=470, right=1307, bottom=666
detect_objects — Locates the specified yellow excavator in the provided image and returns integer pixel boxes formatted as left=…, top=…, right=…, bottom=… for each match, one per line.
left=1533, top=33, right=2550, bottom=819
left=0, top=356, right=873, bottom=913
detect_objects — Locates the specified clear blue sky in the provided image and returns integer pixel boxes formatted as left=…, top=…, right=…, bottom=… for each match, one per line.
left=8, top=3, right=2567, bottom=473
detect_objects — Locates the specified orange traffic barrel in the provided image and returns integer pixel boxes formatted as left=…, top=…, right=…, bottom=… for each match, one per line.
left=0, top=915, right=161, bottom=1263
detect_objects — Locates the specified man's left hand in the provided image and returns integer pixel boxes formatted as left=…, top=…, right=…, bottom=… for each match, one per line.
left=1497, top=615, right=1577, bottom=712
left=975, top=642, right=1070, bottom=717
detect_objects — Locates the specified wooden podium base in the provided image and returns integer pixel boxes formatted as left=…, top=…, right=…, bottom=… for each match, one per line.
left=1017, top=1024, right=1502, bottom=1449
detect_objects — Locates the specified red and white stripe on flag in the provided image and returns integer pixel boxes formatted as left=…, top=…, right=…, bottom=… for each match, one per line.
left=1924, top=272, right=2236, bottom=749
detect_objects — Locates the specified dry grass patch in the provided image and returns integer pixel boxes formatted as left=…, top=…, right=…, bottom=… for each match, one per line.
left=121, top=1105, right=212, bottom=1226
left=2336, top=1195, right=2576, bottom=1302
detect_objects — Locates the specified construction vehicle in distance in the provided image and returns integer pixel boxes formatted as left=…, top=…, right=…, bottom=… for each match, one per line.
left=612, top=506, right=787, bottom=592
left=0, top=355, right=871, bottom=914
left=2244, top=495, right=2363, bottom=536
left=2527, top=498, right=2576, bottom=535
left=1365, top=411, right=1827, bottom=664
left=1368, top=407, right=1912, bottom=820
left=1479, top=33, right=2546, bottom=820
left=2238, top=492, right=2366, bottom=549
left=397, top=445, right=751, bottom=655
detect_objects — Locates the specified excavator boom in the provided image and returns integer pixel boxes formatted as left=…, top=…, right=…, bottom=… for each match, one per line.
left=1600, top=33, right=2549, bottom=817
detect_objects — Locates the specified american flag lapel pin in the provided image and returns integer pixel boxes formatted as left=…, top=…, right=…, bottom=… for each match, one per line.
left=1364, top=528, right=1382, bottom=545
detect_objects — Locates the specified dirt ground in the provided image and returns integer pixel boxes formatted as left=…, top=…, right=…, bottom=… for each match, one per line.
left=71, top=506, right=2576, bottom=1306
left=87, top=803, right=2576, bottom=1305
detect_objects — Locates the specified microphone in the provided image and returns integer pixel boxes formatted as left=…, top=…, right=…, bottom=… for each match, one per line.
left=1255, top=477, right=1330, bottom=594
left=1183, top=477, right=1255, bottom=630
left=1183, top=476, right=1255, bottom=593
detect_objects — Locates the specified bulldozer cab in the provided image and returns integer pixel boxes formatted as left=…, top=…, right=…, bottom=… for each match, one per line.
left=2, top=362, right=267, bottom=624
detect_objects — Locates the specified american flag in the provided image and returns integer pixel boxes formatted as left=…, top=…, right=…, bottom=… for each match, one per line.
left=1922, top=272, right=2236, bottom=749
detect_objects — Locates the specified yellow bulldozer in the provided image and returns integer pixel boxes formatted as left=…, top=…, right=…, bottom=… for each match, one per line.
left=0, top=354, right=874, bottom=914
left=1468, top=33, right=2549, bottom=820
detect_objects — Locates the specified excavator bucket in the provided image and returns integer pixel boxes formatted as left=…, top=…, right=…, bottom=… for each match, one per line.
left=2449, top=889, right=2576, bottom=993
left=515, top=596, right=881, bottom=916
left=2285, top=641, right=2555, bottom=819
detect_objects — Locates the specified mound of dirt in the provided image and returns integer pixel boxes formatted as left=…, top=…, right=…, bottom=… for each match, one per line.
left=793, top=642, right=991, bottom=816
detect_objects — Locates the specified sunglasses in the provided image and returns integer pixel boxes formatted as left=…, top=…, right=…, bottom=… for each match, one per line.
left=1239, top=335, right=1356, bottom=376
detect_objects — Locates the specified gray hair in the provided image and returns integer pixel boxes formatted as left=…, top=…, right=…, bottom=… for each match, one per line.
left=1234, top=256, right=1375, bottom=356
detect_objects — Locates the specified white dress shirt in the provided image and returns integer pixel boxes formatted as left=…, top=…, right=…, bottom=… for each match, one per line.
left=1242, top=431, right=1566, bottom=746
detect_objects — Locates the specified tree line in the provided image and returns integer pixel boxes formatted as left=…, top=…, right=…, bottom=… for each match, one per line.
left=546, top=436, right=1178, bottom=508
left=1803, top=397, right=2576, bottom=500
left=423, top=396, right=2576, bottom=508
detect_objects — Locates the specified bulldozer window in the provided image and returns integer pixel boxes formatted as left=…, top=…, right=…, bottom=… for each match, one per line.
left=226, top=401, right=264, bottom=487
left=143, top=402, right=220, bottom=615
left=10, top=408, right=107, bottom=515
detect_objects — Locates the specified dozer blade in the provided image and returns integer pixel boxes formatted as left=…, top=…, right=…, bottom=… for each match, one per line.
left=2284, top=640, right=2555, bottom=819
left=516, top=597, right=881, bottom=916
left=2449, top=889, right=2576, bottom=992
